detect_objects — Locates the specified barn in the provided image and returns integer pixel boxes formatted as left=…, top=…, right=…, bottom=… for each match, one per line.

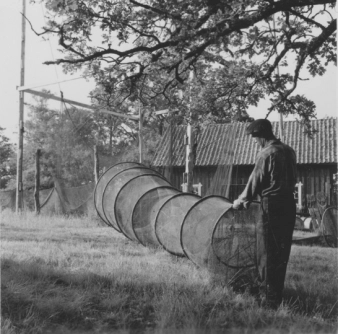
left=151, top=118, right=337, bottom=213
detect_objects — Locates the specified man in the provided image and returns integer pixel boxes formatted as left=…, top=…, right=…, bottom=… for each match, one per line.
left=233, top=119, right=297, bottom=309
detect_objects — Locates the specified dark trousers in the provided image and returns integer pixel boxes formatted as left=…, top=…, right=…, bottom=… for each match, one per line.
left=256, top=196, right=296, bottom=307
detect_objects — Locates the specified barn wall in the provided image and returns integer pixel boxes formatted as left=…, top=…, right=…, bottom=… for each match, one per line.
left=296, top=164, right=337, bottom=207
left=230, top=164, right=337, bottom=207
left=159, top=166, right=219, bottom=196
left=162, top=165, right=246, bottom=198
left=161, top=164, right=337, bottom=207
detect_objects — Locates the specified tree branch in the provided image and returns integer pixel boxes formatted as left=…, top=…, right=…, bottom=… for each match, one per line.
left=129, top=0, right=181, bottom=20
left=289, top=9, right=326, bottom=29
left=22, top=12, right=58, bottom=36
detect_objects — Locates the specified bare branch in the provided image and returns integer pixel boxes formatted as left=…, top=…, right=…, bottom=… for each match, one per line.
left=21, top=12, right=57, bottom=36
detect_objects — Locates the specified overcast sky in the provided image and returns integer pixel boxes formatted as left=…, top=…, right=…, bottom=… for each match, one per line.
left=1, top=0, right=336, bottom=144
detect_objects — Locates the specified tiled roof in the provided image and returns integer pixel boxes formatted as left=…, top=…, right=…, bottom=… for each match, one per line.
left=151, top=118, right=337, bottom=166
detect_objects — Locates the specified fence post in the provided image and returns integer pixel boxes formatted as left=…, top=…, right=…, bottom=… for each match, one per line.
left=139, top=105, right=144, bottom=164
left=94, top=145, right=99, bottom=184
left=34, top=149, right=41, bottom=214
left=184, top=125, right=194, bottom=193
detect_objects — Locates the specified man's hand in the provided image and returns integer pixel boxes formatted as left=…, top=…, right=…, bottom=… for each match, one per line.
left=232, top=199, right=244, bottom=210
left=232, top=199, right=252, bottom=210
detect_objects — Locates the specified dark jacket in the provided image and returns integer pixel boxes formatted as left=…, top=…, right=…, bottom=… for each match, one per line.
left=238, top=139, right=297, bottom=205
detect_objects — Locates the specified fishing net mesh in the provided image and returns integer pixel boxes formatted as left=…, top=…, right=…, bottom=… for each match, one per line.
left=94, top=164, right=261, bottom=284
left=212, top=202, right=261, bottom=268
left=115, top=175, right=171, bottom=240
left=94, top=162, right=141, bottom=224
left=102, top=167, right=161, bottom=230
left=0, top=190, right=16, bottom=211
left=0, top=144, right=127, bottom=215
left=205, top=124, right=236, bottom=198
left=132, top=187, right=180, bottom=246
left=306, top=194, right=321, bottom=231
left=38, top=182, right=95, bottom=215
left=180, top=196, right=233, bottom=268
left=155, top=193, right=201, bottom=256
left=321, top=206, right=338, bottom=248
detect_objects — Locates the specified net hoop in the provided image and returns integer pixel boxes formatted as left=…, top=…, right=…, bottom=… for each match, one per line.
left=321, top=206, right=338, bottom=248
left=211, top=201, right=260, bottom=269
left=94, top=161, right=141, bottom=225
left=101, top=166, right=161, bottom=231
left=132, top=186, right=180, bottom=246
left=154, top=192, right=201, bottom=257
left=180, top=195, right=232, bottom=267
left=114, top=174, right=171, bottom=240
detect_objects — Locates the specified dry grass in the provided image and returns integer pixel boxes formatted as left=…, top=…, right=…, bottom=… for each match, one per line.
left=1, top=209, right=337, bottom=334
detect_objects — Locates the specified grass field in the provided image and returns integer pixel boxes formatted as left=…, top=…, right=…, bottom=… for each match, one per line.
left=1, top=210, right=337, bottom=334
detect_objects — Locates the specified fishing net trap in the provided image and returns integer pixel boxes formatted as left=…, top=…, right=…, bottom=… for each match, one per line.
left=95, top=162, right=262, bottom=286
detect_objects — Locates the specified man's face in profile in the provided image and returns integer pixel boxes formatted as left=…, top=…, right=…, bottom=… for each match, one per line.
left=254, top=136, right=264, bottom=148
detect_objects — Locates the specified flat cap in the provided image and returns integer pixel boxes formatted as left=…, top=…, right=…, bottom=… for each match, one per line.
left=246, top=119, right=273, bottom=137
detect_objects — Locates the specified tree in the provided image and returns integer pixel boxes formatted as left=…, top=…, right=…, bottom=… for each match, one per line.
left=30, top=0, right=335, bottom=129
left=0, top=128, right=16, bottom=189
left=89, top=85, right=140, bottom=156
left=90, top=83, right=170, bottom=164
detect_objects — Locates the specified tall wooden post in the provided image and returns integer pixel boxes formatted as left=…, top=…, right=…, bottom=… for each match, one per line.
left=278, top=103, right=284, bottom=141
left=94, top=145, right=99, bottom=184
left=185, top=124, right=194, bottom=193
left=16, top=0, right=26, bottom=213
left=139, top=104, right=144, bottom=164
left=273, top=14, right=284, bottom=141
left=185, top=70, right=194, bottom=193
left=168, top=116, right=173, bottom=184
left=296, top=181, right=303, bottom=210
left=34, top=149, right=41, bottom=214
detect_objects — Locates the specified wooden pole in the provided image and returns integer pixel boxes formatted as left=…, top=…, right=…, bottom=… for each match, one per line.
left=169, top=116, right=173, bottom=184
left=273, top=14, right=284, bottom=141
left=139, top=104, right=144, bottom=164
left=34, top=149, right=41, bottom=214
left=94, top=145, right=99, bottom=184
left=16, top=0, right=26, bottom=213
left=185, top=124, right=194, bottom=193
left=185, top=70, right=194, bottom=193
left=279, top=113, right=284, bottom=141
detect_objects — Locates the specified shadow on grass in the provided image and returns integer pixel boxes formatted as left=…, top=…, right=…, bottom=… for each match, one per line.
left=2, top=257, right=226, bottom=334
left=2, top=257, right=337, bottom=334
left=1, top=257, right=163, bottom=333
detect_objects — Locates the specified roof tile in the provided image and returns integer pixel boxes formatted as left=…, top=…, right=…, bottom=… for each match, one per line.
left=151, top=118, right=337, bottom=166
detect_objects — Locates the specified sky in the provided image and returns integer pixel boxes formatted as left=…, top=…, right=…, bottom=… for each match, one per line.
left=0, top=0, right=337, bottom=144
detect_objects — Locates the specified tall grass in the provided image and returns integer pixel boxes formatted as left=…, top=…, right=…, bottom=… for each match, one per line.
left=1, top=209, right=337, bottom=334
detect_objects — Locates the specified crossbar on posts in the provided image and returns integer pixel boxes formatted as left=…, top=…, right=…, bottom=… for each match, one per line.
left=22, top=89, right=139, bottom=121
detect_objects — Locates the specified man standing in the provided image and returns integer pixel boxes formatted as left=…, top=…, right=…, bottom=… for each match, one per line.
left=233, top=119, right=297, bottom=309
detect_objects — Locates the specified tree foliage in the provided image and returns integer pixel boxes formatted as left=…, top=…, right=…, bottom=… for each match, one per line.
left=30, top=0, right=336, bottom=127
left=0, top=128, right=16, bottom=189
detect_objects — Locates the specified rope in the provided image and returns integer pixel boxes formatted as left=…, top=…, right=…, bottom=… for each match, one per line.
left=61, top=100, right=95, bottom=155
